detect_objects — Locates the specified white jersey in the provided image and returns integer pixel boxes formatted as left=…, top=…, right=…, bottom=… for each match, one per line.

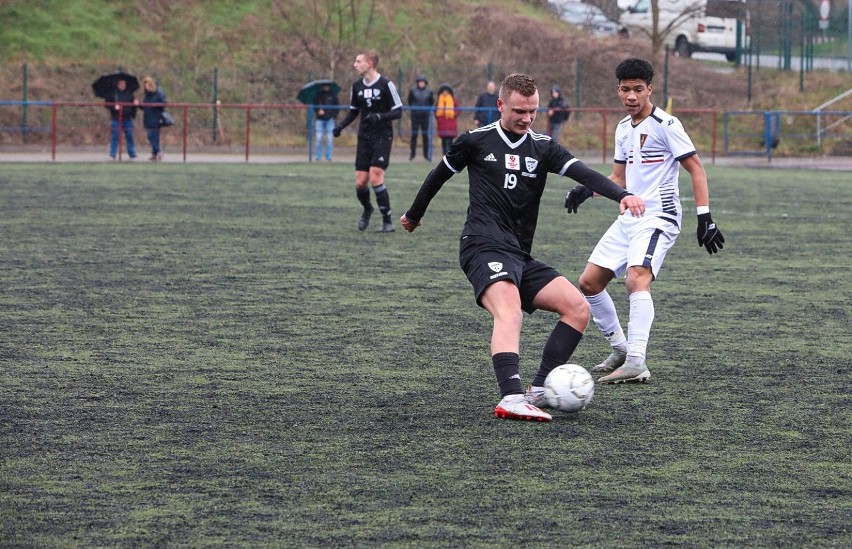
left=613, top=106, right=696, bottom=228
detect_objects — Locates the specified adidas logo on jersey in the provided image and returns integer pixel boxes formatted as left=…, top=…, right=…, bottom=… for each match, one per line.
left=484, top=153, right=497, bottom=162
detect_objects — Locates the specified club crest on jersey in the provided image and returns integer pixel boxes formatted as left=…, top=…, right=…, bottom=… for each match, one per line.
left=525, top=157, right=538, bottom=172
left=505, top=154, right=520, bottom=170
left=640, top=134, right=648, bottom=149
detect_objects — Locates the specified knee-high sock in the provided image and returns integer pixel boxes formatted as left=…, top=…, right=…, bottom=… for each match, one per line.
left=532, top=321, right=584, bottom=387
left=373, top=184, right=391, bottom=218
left=356, top=186, right=372, bottom=209
left=627, top=290, right=654, bottom=364
left=492, top=352, right=523, bottom=397
left=585, top=290, right=627, bottom=350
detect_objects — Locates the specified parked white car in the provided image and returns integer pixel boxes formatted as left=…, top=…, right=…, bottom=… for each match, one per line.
left=619, top=0, right=749, bottom=61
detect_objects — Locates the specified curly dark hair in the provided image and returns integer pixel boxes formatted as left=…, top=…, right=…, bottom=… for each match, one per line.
left=615, top=58, right=654, bottom=84
left=499, top=73, right=537, bottom=101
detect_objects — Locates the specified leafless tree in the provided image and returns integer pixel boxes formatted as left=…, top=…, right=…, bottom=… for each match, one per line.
left=272, top=0, right=376, bottom=80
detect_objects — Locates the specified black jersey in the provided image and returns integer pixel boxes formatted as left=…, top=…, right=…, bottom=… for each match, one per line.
left=345, top=74, right=403, bottom=136
left=406, top=123, right=630, bottom=254
left=428, top=123, right=577, bottom=253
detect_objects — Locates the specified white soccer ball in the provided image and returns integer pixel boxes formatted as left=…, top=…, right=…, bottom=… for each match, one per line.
left=544, top=364, right=595, bottom=412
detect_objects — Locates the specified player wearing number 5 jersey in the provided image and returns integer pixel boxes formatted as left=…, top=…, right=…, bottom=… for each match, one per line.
left=565, top=58, right=726, bottom=385
left=401, top=73, right=645, bottom=422
left=333, top=49, right=403, bottom=233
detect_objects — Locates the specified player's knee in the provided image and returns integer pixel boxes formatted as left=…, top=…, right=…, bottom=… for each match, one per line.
left=578, top=275, right=601, bottom=296
left=569, top=298, right=590, bottom=327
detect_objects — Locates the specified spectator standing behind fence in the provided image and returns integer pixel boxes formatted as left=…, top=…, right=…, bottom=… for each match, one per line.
left=434, top=84, right=459, bottom=155
left=313, top=83, right=340, bottom=161
left=106, top=78, right=137, bottom=160
left=473, top=80, right=498, bottom=127
left=546, top=86, right=570, bottom=144
left=332, top=49, right=403, bottom=233
left=140, top=76, right=167, bottom=161
left=407, top=75, right=434, bottom=161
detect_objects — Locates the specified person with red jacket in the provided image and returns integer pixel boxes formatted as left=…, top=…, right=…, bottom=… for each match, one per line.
left=434, top=83, right=460, bottom=155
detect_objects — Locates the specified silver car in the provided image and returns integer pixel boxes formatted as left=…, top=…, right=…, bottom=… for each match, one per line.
left=554, top=1, right=620, bottom=36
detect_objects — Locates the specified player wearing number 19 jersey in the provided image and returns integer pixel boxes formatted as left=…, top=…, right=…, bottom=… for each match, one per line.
left=401, top=73, right=645, bottom=422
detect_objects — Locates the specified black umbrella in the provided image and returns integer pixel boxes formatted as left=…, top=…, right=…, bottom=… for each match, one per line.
left=297, top=79, right=341, bottom=105
left=92, top=71, right=139, bottom=99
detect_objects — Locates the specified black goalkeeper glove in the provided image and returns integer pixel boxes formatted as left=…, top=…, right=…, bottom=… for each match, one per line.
left=697, top=212, right=725, bottom=254
left=564, top=185, right=593, bottom=214
left=332, top=126, right=342, bottom=138
left=364, top=112, right=382, bottom=123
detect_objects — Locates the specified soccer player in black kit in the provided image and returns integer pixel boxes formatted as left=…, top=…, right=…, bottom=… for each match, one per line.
left=333, top=49, right=403, bottom=233
left=400, top=74, right=646, bottom=422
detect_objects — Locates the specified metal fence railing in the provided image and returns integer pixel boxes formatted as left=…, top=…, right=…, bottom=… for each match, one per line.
left=723, top=109, right=852, bottom=159
left=0, top=100, right=724, bottom=163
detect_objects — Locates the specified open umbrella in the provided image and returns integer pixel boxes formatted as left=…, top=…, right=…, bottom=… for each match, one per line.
left=297, top=79, right=341, bottom=105
left=92, top=71, right=139, bottom=99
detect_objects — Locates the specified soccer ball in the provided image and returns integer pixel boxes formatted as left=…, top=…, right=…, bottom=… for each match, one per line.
left=544, top=364, right=595, bottom=412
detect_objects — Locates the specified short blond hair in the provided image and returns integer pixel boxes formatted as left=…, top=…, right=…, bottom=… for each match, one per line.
left=359, top=49, right=379, bottom=69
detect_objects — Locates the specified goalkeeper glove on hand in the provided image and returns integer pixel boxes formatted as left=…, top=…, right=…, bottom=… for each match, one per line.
left=564, top=185, right=593, bottom=214
left=332, top=126, right=342, bottom=138
left=697, top=212, right=725, bottom=254
left=365, top=112, right=381, bottom=123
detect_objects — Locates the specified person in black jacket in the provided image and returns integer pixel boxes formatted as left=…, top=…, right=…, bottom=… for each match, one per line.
left=407, top=75, right=434, bottom=161
left=141, top=76, right=167, bottom=161
left=546, top=86, right=570, bottom=144
left=106, top=78, right=137, bottom=160
left=472, top=81, right=498, bottom=127
left=313, top=83, right=340, bottom=161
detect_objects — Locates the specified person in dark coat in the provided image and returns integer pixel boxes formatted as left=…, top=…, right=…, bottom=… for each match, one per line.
left=546, top=85, right=570, bottom=144
left=473, top=81, right=498, bottom=127
left=106, top=78, right=137, bottom=159
left=141, top=76, right=167, bottom=161
left=313, top=83, right=340, bottom=161
left=407, top=75, right=434, bottom=161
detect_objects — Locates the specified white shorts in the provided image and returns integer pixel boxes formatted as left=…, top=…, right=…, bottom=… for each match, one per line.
left=587, top=215, right=681, bottom=279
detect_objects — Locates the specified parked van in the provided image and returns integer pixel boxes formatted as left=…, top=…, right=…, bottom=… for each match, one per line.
left=618, top=0, right=749, bottom=61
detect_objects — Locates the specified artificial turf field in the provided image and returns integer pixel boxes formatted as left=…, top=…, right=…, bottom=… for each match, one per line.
left=0, top=161, right=850, bottom=547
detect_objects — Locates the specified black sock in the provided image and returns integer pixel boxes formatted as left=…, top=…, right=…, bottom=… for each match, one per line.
left=373, top=184, right=391, bottom=218
left=492, top=352, right=523, bottom=397
left=532, top=322, right=583, bottom=387
left=356, top=187, right=372, bottom=209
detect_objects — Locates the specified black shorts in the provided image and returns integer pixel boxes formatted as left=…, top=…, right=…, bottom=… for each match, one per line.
left=459, top=235, right=561, bottom=314
left=355, top=130, right=393, bottom=171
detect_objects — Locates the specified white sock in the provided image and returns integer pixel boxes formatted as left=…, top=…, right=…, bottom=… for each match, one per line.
left=585, top=290, right=627, bottom=351
left=626, top=291, right=654, bottom=364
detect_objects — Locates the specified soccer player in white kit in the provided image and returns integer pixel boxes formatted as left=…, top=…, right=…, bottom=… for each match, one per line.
left=564, top=58, right=725, bottom=384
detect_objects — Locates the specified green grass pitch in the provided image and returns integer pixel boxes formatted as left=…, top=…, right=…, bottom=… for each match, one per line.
left=0, top=161, right=850, bottom=546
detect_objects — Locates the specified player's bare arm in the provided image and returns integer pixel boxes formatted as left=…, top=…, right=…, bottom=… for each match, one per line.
left=679, top=153, right=709, bottom=207
left=608, top=162, right=627, bottom=189
left=680, top=153, right=725, bottom=253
